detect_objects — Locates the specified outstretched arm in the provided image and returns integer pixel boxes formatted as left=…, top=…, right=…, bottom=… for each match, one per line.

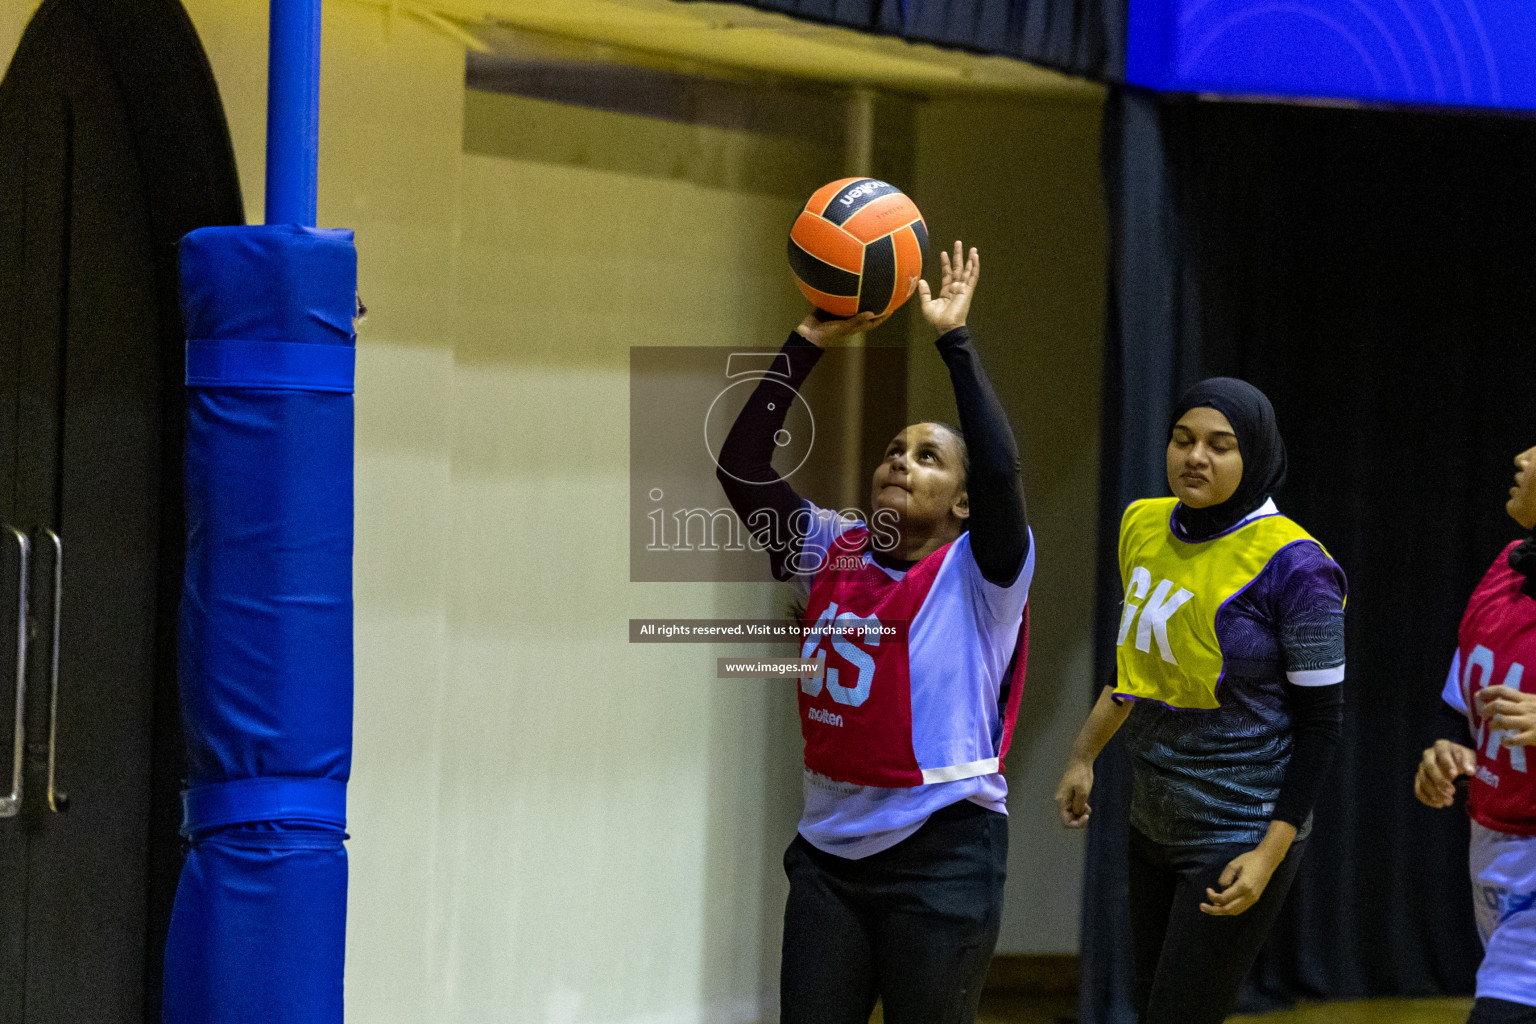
left=715, top=312, right=878, bottom=580
left=921, top=243, right=1029, bottom=585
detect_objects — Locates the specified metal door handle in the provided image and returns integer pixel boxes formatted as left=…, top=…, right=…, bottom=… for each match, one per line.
left=0, top=527, right=28, bottom=818
left=44, top=530, right=65, bottom=812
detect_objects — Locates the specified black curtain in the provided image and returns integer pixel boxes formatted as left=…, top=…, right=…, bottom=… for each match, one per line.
left=679, top=0, right=1124, bottom=81
left=1086, top=86, right=1536, bottom=1022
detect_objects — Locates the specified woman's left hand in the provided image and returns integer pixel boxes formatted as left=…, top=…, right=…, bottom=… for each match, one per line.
left=1200, top=847, right=1281, bottom=917
left=1477, top=685, right=1536, bottom=745
left=918, top=241, right=979, bottom=335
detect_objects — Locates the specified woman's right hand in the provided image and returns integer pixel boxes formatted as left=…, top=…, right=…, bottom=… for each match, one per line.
left=794, top=309, right=885, bottom=348
left=1414, top=739, right=1476, bottom=808
left=1055, top=759, right=1095, bottom=828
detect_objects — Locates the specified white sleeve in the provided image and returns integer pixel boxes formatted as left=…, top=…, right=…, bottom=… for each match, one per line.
left=789, top=499, right=860, bottom=589
left=961, top=527, right=1035, bottom=627
left=1287, top=666, right=1345, bottom=686
left=1440, top=648, right=1469, bottom=718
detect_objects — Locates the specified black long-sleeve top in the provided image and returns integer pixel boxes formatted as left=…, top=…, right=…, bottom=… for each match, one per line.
left=1120, top=519, right=1347, bottom=844
left=715, top=326, right=1028, bottom=584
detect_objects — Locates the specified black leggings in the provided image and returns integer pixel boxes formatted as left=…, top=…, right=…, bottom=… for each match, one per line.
left=1127, top=825, right=1306, bottom=1024
left=779, top=800, right=1007, bottom=1024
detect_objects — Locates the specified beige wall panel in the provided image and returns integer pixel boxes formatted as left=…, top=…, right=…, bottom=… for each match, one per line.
left=909, top=94, right=1106, bottom=955
left=442, top=103, right=825, bottom=1014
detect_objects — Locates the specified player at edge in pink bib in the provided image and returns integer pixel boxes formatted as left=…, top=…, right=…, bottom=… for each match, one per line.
left=716, top=242, right=1032, bottom=1024
left=1416, top=443, right=1536, bottom=1024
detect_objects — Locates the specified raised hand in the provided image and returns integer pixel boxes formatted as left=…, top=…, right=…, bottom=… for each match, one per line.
left=794, top=309, right=885, bottom=348
left=918, top=241, right=979, bottom=335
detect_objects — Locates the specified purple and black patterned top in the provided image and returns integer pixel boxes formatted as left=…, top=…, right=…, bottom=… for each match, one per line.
left=1120, top=503, right=1348, bottom=846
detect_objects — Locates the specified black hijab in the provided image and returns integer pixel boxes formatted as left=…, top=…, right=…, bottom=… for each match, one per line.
left=1169, top=378, right=1288, bottom=540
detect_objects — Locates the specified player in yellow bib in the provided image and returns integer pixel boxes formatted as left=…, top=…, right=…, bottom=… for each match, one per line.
left=1055, top=378, right=1347, bottom=1024
left=1115, top=496, right=1333, bottom=710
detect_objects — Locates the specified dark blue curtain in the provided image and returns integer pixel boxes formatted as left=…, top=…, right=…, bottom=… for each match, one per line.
left=1082, top=87, right=1202, bottom=1024
left=1085, top=85, right=1536, bottom=1022
left=679, top=0, right=1124, bottom=81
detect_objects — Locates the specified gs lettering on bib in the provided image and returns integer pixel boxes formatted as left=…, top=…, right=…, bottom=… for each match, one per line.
left=798, top=527, right=1028, bottom=788
left=1458, top=544, right=1536, bottom=836
left=1113, top=497, right=1331, bottom=710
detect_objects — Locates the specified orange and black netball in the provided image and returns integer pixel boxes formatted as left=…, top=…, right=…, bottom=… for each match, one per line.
left=788, top=178, right=927, bottom=319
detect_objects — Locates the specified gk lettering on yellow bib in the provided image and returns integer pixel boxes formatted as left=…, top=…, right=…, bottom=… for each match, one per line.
left=1114, top=497, right=1328, bottom=709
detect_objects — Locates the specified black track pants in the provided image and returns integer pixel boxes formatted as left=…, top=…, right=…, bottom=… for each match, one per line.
left=1128, top=825, right=1307, bottom=1024
left=779, top=800, right=1007, bottom=1024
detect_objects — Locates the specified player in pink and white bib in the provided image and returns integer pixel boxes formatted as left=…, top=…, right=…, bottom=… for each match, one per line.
left=717, top=243, right=1032, bottom=1024
left=1416, top=443, right=1536, bottom=1024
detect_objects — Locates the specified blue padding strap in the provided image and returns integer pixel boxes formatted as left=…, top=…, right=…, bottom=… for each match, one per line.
left=186, top=338, right=355, bottom=392
left=182, top=777, right=347, bottom=836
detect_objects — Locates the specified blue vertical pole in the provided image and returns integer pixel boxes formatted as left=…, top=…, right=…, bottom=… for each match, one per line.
left=163, top=3, right=354, bottom=1021
left=265, top=0, right=321, bottom=226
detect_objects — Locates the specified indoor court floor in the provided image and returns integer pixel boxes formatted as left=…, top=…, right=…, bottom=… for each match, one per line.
left=883, top=994, right=1478, bottom=1023
left=1224, top=998, right=1476, bottom=1024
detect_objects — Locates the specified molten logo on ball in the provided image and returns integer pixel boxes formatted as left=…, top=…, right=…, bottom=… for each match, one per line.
left=837, top=180, right=896, bottom=207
